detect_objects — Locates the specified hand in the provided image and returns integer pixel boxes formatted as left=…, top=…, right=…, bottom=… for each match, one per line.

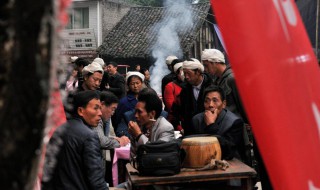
left=128, top=121, right=142, bottom=138
left=204, top=109, right=218, bottom=126
left=119, top=136, right=130, bottom=146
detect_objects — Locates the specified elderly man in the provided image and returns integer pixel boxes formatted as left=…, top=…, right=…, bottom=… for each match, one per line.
left=128, top=89, right=175, bottom=162
left=42, top=91, right=108, bottom=190
left=191, top=85, right=245, bottom=160
left=201, top=49, right=248, bottom=123
left=64, top=61, right=104, bottom=119
left=178, top=58, right=213, bottom=136
left=80, top=61, right=104, bottom=91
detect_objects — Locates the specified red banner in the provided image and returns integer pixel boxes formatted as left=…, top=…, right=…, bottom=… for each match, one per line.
left=211, top=0, right=320, bottom=189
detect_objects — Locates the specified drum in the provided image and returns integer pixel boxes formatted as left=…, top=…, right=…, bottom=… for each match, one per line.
left=181, top=136, right=221, bottom=168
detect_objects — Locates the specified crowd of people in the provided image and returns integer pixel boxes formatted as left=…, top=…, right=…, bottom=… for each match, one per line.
left=42, top=49, right=270, bottom=189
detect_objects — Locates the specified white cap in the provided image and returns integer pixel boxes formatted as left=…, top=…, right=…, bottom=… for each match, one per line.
left=201, top=49, right=225, bottom=63
left=82, top=62, right=104, bottom=76
left=183, top=58, right=204, bottom=72
left=173, top=62, right=183, bottom=73
left=165, top=55, right=178, bottom=66
left=70, top=56, right=78, bottom=63
left=125, top=71, right=145, bottom=83
left=93, top=58, right=105, bottom=67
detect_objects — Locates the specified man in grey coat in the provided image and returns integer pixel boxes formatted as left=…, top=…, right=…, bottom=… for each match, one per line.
left=127, top=88, right=175, bottom=162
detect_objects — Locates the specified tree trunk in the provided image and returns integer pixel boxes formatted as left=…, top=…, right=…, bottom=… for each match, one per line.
left=0, top=0, right=54, bottom=189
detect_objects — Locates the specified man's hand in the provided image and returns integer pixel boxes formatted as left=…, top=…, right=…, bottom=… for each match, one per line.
left=117, top=136, right=130, bottom=146
left=128, top=121, right=142, bottom=138
left=204, top=109, right=218, bottom=126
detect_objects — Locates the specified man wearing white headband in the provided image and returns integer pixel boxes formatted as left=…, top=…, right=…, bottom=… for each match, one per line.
left=201, top=49, right=248, bottom=123
left=178, top=58, right=213, bottom=136
left=81, top=62, right=104, bottom=91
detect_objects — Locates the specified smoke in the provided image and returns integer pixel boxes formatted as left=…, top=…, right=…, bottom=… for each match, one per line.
left=149, top=0, right=194, bottom=94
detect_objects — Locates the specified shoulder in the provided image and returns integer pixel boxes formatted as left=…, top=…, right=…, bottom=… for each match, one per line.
left=158, top=117, right=174, bottom=129
left=192, top=112, right=204, bottom=121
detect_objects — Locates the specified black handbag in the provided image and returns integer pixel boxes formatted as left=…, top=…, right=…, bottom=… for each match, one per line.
left=136, top=140, right=182, bottom=176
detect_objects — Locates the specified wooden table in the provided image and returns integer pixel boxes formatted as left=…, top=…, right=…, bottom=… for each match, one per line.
left=126, top=159, right=256, bottom=190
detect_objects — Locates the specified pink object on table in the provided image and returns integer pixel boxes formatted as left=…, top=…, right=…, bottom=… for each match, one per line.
left=112, top=146, right=130, bottom=186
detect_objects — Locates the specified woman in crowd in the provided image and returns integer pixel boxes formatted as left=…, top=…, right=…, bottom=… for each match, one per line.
left=113, top=72, right=145, bottom=136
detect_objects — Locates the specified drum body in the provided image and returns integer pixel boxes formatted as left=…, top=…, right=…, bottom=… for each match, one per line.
left=181, top=136, right=221, bottom=168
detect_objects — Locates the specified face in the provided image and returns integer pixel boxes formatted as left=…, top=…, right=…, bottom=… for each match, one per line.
left=128, top=77, right=143, bottom=94
left=107, top=64, right=117, bottom=75
left=183, top=68, right=201, bottom=86
left=144, top=70, right=150, bottom=81
left=136, top=65, right=141, bottom=71
left=84, top=72, right=103, bottom=90
left=203, top=60, right=217, bottom=75
left=78, top=98, right=102, bottom=127
left=176, top=68, right=184, bottom=82
left=204, top=91, right=226, bottom=115
left=101, top=102, right=118, bottom=121
left=134, top=101, right=153, bottom=127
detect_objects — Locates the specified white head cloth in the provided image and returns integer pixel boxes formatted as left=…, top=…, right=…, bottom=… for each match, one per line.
left=82, top=62, right=104, bottom=76
left=165, top=55, right=178, bottom=66
left=93, top=58, right=105, bottom=68
left=125, top=71, right=145, bottom=83
left=183, top=58, right=204, bottom=72
left=173, top=62, right=183, bottom=73
left=70, top=56, right=78, bottom=63
left=201, top=49, right=225, bottom=63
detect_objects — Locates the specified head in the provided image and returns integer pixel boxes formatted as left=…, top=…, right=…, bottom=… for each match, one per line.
left=135, top=88, right=162, bottom=127
left=100, top=91, right=119, bottom=121
left=182, top=58, right=204, bottom=86
left=135, top=64, right=141, bottom=71
left=82, top=62, right=104, bottom=90
left=172, top=59, right=184, bottom=82
left=140, top=68, right=150, bottom=81
left=201, top=49, right=226, bottom=76
left=74, top=58, right=90, bottom=72
left=106, top=62, right=118, bottom=75
left=165, top=55, right=178, bottom=71
left=93, top=58, right=105, bottom=69
left=73, top=91, right=102, bottom=127
left=203, top=85, right=226, bottom=115
left=126, top=71, right=145, bottom=95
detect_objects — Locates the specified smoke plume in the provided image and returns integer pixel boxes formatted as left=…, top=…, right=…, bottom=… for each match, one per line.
left=149, top=0, right=194, bottom=94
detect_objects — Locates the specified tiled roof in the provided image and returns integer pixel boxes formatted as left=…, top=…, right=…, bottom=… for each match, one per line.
left=97, top=3, right=211, bottom=60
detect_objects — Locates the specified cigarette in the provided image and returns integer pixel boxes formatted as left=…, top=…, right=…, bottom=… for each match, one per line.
left=149, top=118, right=156, bottom=122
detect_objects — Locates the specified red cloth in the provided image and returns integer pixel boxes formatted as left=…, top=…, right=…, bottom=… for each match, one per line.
left=211, top=0, right=320, bottom=189
left=163, top=82, right=183, bottom=131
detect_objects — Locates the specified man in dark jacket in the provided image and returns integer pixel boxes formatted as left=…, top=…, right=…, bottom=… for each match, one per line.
left=178, top=58, right=214, bottom=136
left=201, top=49, right=248, bottom=123
left=191, top=85, right=245, bottom=160
left=42, top=91, right=108, bottom=190
left=105, top=61, right=126, bottom=99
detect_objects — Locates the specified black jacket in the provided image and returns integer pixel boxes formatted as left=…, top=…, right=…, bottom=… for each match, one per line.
left=191, top=109, right=245, bottom=160
left=178, top=73, right=213, bottom=135
left=42, top=118, right=108, bottom=190
left=106, top=72, right=125, bottom=99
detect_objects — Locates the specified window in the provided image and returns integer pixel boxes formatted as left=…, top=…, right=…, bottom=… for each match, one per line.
left=66, top=8, right=89, bottom=29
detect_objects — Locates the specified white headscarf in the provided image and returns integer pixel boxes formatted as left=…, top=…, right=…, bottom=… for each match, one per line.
left=82, top=62, right=104, bottom=76
left=201, top=49, right=225, bottom=63
left=165, top=55, right=178, bottom=66
left=93, top=58, right=105, bottom=68
left=183, top=58, right=204, bottom=72
left=173, top=62, right=183, bottom=73
left=125, top=71, right=145, bottom=83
